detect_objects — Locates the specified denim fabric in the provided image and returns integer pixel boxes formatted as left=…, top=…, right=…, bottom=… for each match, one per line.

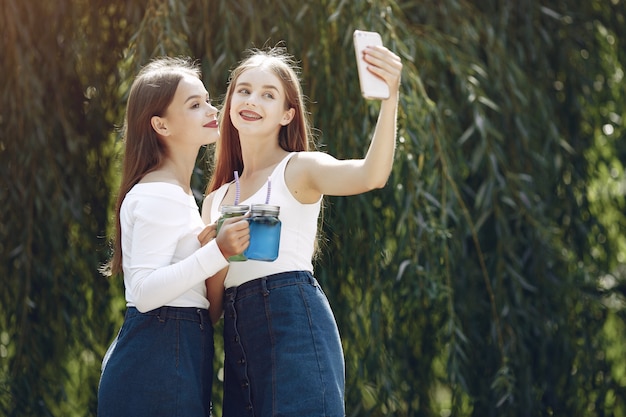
left=98, top=306, right=214, bottom=417
left=223, top=271, right=345, bottom=417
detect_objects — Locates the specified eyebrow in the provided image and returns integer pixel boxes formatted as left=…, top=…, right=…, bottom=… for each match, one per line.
left=184, top=94, right=207, bottom=103
left=236, top=81, right=279, bottom=91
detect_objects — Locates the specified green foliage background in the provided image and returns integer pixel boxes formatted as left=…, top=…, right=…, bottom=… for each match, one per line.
left=1, top=0, right=625, bottom=416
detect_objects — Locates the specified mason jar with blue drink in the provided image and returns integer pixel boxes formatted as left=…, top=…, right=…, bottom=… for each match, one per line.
left=217, top=205, right=249, bottom=261
left=244, top=204, right=281, bottom=261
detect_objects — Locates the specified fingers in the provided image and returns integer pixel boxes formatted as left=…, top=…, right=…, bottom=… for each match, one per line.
left=365, top=45, right=402, bottom=68
left=216, top=217, right=250, bottom=259
left=198, top=223, right=217, bottom=247
left=363, top=45, right=403, bottom=93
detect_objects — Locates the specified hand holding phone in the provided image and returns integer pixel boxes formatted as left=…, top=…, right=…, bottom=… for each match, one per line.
left=353, top=30, right=390, bottom=100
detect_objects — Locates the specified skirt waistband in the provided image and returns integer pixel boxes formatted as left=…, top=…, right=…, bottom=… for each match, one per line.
left=225, top=271, right=316, bottom=300
left=126, top=306, right=208, bottom=323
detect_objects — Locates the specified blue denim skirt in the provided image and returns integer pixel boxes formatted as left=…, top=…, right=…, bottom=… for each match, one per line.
left=222, top=271, right=345, bottom=417
left=98, top=306, right=214, bottom=417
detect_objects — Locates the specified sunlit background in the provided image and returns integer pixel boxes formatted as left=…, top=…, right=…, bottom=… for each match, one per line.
left=1, top=1, right=625, bottom=416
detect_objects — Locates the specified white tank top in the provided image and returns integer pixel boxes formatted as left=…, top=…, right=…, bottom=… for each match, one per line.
left=209, top=153, right=322, bottom=288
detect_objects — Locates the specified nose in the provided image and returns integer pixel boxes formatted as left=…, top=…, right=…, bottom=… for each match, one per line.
left=244, top=93, right=257, bottom=106
left=205, top=102, right=218, bottom=115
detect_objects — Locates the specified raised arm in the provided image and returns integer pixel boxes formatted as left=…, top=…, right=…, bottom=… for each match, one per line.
left=358, top=44, right=403, bottom=189
left=288, top=45, right=402, bottom=201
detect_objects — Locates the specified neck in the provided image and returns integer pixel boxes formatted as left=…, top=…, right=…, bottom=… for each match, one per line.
left=157, top=146, right=200, bottom=193
left=239, top=135, right=288, bottom=179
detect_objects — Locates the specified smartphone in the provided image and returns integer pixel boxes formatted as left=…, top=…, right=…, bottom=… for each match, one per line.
left=353, top=30, right=389, bottom=100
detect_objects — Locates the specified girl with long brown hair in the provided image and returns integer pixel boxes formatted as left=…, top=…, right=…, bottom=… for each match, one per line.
left=202, top=44, right=402, bottom=416
left=98, top=56, right=249, bottom=417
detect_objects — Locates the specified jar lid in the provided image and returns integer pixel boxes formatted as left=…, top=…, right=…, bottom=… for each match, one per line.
left=220, top=205, right=249, bottom=215
left=250, top=204, right=280, bottom=216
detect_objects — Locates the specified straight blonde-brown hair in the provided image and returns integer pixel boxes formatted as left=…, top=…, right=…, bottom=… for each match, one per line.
left=104, top=57, right=201, bottom=276
left=206, top=47, right=315, bottom=194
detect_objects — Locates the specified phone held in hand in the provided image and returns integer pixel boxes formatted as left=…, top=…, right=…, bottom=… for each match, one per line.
left=353, top=30, right=390, bottom=100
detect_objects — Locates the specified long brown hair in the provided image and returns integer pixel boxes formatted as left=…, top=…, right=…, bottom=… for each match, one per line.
left=206, top=47, right=315, bottom=194
left=104, top=57, right=201, bottom=276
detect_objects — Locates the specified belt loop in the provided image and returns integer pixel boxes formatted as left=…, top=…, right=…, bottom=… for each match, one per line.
left=157, top=306, right=166, bottom=323
left=228, top=286, right=237, bottom=302
left=197, top=308, right=204, bottom=330
left=262, top=277, right=270, bottom=296
left=308, top=273, right=316, bottom=286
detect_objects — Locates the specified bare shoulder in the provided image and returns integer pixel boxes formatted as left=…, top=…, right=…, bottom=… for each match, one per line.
left=289, top=151, right=336, bottom=170
left=285, top=151, right=339, bottom=203
left=286, top=151, right=334, bottom=184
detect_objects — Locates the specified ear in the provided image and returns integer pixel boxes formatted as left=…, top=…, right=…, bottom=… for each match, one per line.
left=150, top=116, right=169, bottom=136
left=280, top=108, right=296, bottom=126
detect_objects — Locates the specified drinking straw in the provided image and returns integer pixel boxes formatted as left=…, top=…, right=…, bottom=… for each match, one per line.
left=265, top=177, right=272, bottom=204
left=234, top=171, right=240, bottom=205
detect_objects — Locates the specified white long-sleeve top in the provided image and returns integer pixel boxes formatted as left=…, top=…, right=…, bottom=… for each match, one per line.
left=121, top=182, right=228, bottom=312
